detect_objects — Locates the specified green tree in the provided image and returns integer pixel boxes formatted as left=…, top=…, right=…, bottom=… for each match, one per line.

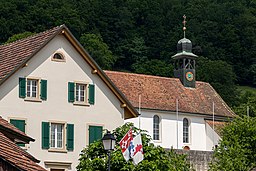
left=80, top=33, right=116, bottom=70
left=77, top=123, right=192, bottom=171
left=233, top=90, right=256, bottom=117
left=132, top=59, right=173, bottom=77
left=196, top=56, right=239, bottom=106
left=5, top=31, right=35, bottom=44
left=210, top=117, right=256, bottom=170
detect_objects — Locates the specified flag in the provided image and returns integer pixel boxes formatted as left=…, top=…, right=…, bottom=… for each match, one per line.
left=119, top=128, right=133, bottom=161
left=129, top=133, right=144, bottom=165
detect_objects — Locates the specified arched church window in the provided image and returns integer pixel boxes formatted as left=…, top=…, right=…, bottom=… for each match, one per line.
left=183, top=118, right=189, bottom=143
left=153, top=115, right=160, bottom=140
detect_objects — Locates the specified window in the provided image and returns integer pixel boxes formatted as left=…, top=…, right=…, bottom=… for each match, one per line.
left=183, top=118, right=190, bottom=143
left=153, top=115, right=160, bottom=140
left=42, top=122, right=74, bottom=151
left=10, top=119, right=26, bottom=147
left=52, top=52, right=65, bottom=62
left=27, top=79, right=38, bottom=98
left=19, top=77, right=47, bottom=100
left=89, top=125, right=103, bottom=144
left=76, top=83, right=86, bottom=102
left=50, top=123, right=64, bottom=149
left=68, top=82, right=95, bottom=105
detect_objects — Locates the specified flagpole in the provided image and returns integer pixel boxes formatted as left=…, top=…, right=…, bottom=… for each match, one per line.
left=139, top=95, right=141, bottom=130
left=176, top=99, right=179, bottom=149
left=213, top=101, right=215, bottom=148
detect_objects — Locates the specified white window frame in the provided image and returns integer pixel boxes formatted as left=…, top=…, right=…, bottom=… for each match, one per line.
left=50, top=122, right=66, bottom=150
left=26, top=78, right=39, bottom=99
left=75, top=82, right=89, bottom=104
left=153, top=115, right=161, bottom=141
left=183, top=118, right=190, bottom=144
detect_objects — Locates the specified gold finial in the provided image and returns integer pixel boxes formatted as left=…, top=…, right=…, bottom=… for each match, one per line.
left=182, top=15, right=187, bottom=38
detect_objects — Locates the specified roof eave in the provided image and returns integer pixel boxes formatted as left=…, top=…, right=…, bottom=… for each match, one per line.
left=136, top=107, right=235, bottom=119
left=0, top=124, right=34, bottom=143
left=0, top=25, right=64, bottom=87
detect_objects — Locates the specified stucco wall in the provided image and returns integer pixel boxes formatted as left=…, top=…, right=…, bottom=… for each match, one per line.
left=126, top=109, right=217, bottom=151
left=0, top=34, right=125, bottom=170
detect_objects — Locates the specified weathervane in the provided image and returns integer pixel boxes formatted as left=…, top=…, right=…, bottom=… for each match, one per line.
left=182, top=15, right=187, bottom=38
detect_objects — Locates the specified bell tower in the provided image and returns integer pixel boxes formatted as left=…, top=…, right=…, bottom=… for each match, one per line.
left=172, top=15, right=198, bottom=88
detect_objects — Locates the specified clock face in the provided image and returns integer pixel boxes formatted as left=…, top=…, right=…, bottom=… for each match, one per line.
left=186, top=72, right=194, bottom=81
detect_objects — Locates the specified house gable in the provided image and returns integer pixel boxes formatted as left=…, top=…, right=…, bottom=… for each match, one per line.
left=0, top=25, right=137, bottom=119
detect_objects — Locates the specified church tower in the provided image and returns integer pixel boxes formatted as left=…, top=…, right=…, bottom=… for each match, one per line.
left=172, top=15, right=198, bottom=88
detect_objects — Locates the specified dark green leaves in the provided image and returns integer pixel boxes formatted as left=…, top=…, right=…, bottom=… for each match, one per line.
left=77, top=123, right=191, bottom=171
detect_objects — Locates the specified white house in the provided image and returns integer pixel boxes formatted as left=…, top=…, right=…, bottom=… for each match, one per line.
left=0, top=25, right=138, bottom=171
left=106, top=35, right=235, bottom=151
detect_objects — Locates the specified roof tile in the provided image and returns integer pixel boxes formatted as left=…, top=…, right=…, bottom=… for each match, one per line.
left=0, top=131, right=46, bottom=171
left=0, top=25, right=63, bottom=82
left=105, top=71, right=235, bottom=117
left=0, top=117, right=45, bottom=170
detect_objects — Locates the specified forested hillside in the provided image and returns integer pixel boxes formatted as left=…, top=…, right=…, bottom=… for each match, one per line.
left=1, top=0, right=256, bottom=113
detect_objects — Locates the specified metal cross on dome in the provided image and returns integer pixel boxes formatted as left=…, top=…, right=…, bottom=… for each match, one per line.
left=183, top=15, right=187, bottom=38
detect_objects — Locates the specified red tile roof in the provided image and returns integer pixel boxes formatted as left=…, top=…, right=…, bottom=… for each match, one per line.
left=0, top=131, right=46, bottom=171
left=0, top=116, right=33, bottom=141
left=105, top=71, right=235, bottom=118
left=0, top=25, right=63, bottom=82
left=206, top=120, right=226, bottom=135
left=0, top=25, right=138, bottom=118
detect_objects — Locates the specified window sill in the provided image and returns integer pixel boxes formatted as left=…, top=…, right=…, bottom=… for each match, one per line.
left=183, top=143, right=191, bottom=145
left=153, top=140, right=162, bottom=143
left=51, top=58, right=66, bottom=62
left=48, top=148, right=68, bottom=153
left=24, top=98, right=42, bottom=102
left=73, top=101, right=90, bottom=106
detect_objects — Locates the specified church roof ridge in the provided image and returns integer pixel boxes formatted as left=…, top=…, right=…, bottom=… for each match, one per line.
left=105, top=70, right=236, bottom=118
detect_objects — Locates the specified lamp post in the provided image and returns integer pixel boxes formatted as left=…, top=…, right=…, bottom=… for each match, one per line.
left=102, top=130, right=116, bottom=171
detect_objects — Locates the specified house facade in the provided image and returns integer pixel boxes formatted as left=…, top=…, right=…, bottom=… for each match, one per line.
left=0, top=25, right=137, bottom=171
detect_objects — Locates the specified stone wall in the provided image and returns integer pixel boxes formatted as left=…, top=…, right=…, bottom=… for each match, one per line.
left=174, top=150, right=213, bottom=171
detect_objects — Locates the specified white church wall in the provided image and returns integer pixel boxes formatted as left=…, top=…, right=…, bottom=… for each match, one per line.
left=205, top=123, right=221, bottom=151
left=126, top=109, right=211, bottom=151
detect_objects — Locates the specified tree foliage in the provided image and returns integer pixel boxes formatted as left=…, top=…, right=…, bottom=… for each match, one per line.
left=4, top=31, right=35, bottom=44
left=233, top=90, right=256, bottom=117
left=77, top=123, right=192, bottom=171
left=2, top=0, right=256, bottom=108
left=210, top=117, right=256, bottom=170
left=196, top=57, right=239, bottom=106
left=80, top=33, right=116, bottom=70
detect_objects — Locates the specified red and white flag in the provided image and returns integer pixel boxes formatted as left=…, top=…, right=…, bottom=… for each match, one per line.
left=130, top=133, right=144, bottom=165
left=119, top=128, right=133, bottom=161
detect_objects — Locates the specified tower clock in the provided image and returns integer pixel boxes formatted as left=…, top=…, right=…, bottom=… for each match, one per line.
left=172, top=15, right=198, bottom=88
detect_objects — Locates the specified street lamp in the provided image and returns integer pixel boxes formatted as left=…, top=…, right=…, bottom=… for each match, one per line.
left=102, top=130, right=116, bottom=171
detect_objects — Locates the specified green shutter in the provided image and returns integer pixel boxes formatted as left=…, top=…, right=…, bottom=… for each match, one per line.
left=40, top=79, right=47, bottom=100
left=42, top=122, right=50, bottom=149
left=89, top=126, right=102, bottom=144
left=88, top=84, right=95, bottom=105
left=19, top=77, right=26, bottom=98
left=66, top=124, right=74, bottom=151
left=68, top=82, right=75, bottom=102
left=10, top=119, right=26, bottom=147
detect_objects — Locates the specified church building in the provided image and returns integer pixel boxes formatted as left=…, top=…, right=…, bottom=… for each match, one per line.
left=106, top=16, right=235, bottom=151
